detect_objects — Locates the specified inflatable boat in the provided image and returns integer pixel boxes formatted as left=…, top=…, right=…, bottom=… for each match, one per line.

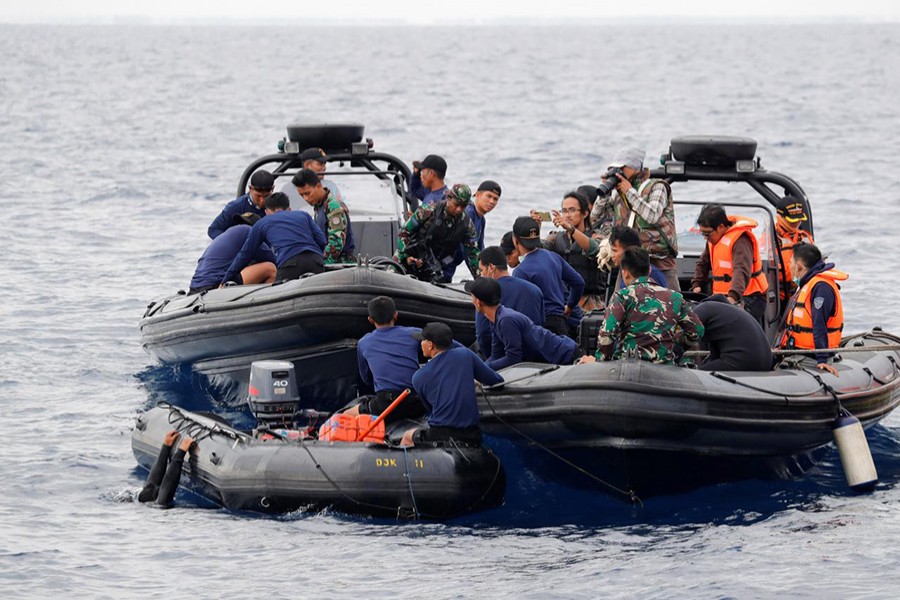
left=132, top=403, right=505, bottom=519
left=478, top=330, right=900, bottom=494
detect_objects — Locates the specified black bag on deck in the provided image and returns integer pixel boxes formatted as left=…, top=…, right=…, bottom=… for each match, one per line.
left=578, top=309, right=606, bottom=358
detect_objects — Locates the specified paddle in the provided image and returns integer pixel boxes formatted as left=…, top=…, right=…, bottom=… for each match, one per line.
left=356, top=388, right=411, bottom=442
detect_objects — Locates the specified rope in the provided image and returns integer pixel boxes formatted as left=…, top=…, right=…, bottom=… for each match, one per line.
left=401, top=447, right=421, bottom=520
left=684, top=343, right=900, bottom=358
left=478, top=388, right=642, bottom=507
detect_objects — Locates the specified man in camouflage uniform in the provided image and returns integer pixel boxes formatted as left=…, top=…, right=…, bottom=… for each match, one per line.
left=292, top=168, right=355, bottom=264
left=590, top=146, right=680, bottom=291
left=395, top=183, right=480, bottom=283
left=580, top=247, right=703, bottom=365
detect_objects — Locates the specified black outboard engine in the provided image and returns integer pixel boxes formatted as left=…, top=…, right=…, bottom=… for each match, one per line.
left=248, top=360, right=301, bottom=428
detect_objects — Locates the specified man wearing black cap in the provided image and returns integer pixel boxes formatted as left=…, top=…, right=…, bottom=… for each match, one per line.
left=775, top=195, right=813, bottom=302
left=292, top=168, right=355, bottom=264
left=410, top=154, right=448, bottom=206
left=500, top=231, right=520, bottom=268
left=400, top=322, right=503, bottom=447
left=512, top=216, right=585, bottom=337
left=189, top=213, right=276, bottom=294
left=395, top=184, right=480, bottom=283
left=467, top=277, right=579, bottom=370
left=207, top=169, right=274, bottom=239
left=299, top=147, right=343, bottom=201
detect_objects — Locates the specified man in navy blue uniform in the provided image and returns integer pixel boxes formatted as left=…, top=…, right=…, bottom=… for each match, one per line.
left=467, top=277, right=579, bottom=370
left=443, top=180, right=502, bottom=279
left=511, top=216, right=585, bottom=338
left=207, top=170, right=274, bottom=239
left=189, top=213, right=276, bottom=294
left=400, top=322, right=504, bottom=447
left=344, top=296, right=428, bottom=423
left=220, top=192, right=326, bottom=285
left=473, top=246, right=544, bottom=357
left=409, top=154, right=448, bottom=206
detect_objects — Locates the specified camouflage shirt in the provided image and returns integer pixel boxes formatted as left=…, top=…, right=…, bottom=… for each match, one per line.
left=596, top=276, right=704, bottom=364
left=314, top=191, right=355, bottom=264
left=395, top=201, right=479, bottom=278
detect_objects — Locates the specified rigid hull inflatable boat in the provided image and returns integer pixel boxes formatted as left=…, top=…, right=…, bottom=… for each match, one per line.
left=132, top=404, right=505, bottom=519
left=478, top=331, right=900, bottom=492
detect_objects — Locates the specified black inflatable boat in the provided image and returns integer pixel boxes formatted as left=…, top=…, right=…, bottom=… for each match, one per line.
left=478, top=330, right=900, bottom=494
left=132, top=404, right=505, bottom=519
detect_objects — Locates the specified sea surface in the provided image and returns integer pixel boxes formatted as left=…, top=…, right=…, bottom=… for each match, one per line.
left=2, top=22, right=900, bottom=599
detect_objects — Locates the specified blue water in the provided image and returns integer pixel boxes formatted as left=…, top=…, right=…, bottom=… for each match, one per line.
left=2, top=22, right=900, bottom=598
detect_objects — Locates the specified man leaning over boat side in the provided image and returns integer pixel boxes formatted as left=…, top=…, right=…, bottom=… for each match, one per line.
left=409, top=154, right=449, bottom=206
left=293, top=168, right=356, bottom=264
left=467, top=276, right=580, bottom=370
left=580, top=247, right=704, bottom=365
left=188, top=213, right=276, bottom=294
left=394, top=184, right=480, bottom=283
left=400, top=322, right=503, bottom=447
left=298, top=146, right=343, bottom=202
left=220, top=191, right=326, bottom=286
left=776, top=242, right=845, bottom=377
left=344, top=296, right=431, bottom=423
left=591, top=147, right=680, bottom=291
left=691, top=295, right=773, bottom=372
left=207, top=169, right=274, bottom=239
left=691, top=203, right=770, bottom=328
left=473, top=246, right=544, bottom=357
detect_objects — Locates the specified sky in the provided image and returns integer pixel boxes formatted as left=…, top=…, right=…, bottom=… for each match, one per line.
left=3, top=0, right=900, bottom=24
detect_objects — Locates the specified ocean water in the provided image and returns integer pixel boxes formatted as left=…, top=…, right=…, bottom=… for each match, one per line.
left=2, top=22, right=900, bottom=598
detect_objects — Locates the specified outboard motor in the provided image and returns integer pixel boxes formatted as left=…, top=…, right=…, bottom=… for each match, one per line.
left=248, top=361, right=301, bottom=429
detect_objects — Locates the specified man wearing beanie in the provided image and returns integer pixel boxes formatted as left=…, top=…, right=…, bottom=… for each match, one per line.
left=207, top=169, right=275, bottom=239
left=591, top=146, right=680, bottom=291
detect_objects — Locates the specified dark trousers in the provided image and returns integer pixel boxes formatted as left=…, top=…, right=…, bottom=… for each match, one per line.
left=544, top=314, right=570, bottom=338
left=743, top=294, right=767, bottom=329
left=359, top=390, right=425, bottom=423
left=276, top=251, right=324, bottom=281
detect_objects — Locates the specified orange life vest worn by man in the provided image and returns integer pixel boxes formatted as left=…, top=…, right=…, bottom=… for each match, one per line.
left=778, top=242, right=846, bottom=377
left=774, top=195, right=814, bottom=301
left=691, top=203, right=769, bottom=328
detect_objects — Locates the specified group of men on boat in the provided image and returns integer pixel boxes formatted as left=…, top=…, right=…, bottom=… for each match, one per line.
left=187, top=143, right=847, bottom=446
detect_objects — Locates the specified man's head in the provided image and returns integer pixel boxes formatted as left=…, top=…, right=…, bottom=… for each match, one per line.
left=620, top=246, right=651, bottom=284
left=608, top=147, right=646, bottom=180
left=776, top=195, right=808, bottom=229
left=412, top=322, right=453, bottom=357
left=249, top=170, right=275, bottom=209
left=576, top=185, right=599, bottom=212
left=292, top=168, right=327, bottom=207
left=500, top=231, right=520, bottom=267
left=513, top=216, right=542, bottom=254
left=300, top=147, right=328, bottom=174
left=474, top=180, right=502, bottom=216
left=445, top=183, right=472, bottom=217
left=465, top=277, right=502, bottom=313
left=608, top=224, right=642, bottom=266
left=414, top=154, right=447, bottom=188
left=367, top=296, right=398, bottom=327
left=265, top=191, right=290, bottom=213
left=696, top=204, right=731, bottom=245
left=478, top=246, right=508, bottom=279
left=790, top=242, right=823, bottom=280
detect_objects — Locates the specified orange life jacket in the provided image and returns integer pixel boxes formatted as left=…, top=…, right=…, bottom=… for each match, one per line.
left=708, top=216, right=769, bottom=297
left=775, top=222, right=813, bottom=299
left=780, top=269, right=847, bottom=350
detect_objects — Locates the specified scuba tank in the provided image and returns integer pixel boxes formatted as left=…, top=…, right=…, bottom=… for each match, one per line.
left=832, top=409, right=878, bottom=492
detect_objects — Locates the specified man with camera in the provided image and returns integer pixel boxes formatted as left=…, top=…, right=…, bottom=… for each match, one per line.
left=590, top=147, right=680, bottom=291
left=394, top=183, right=480, bottom=283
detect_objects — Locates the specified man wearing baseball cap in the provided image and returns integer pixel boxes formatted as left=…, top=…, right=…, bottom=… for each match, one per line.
left=467, top=277, right=579, bottom=370
left=400, top=322, right=503, bottom=447
left=511, top=215, right=584, bottom=338
left=207, top=169, right=275, bottom=239
left=410, top=154, right=448, bottom=206
left=592, top=146, right=680, bottom=291
left=299, top=147, right=343, bottom=201
left=775, top=195, right=814, bottom=301
left=395, top=183, right=480, bottom=283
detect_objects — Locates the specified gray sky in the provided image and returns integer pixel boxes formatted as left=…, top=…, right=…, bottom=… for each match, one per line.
left=4, top=0, right=900, bottom=23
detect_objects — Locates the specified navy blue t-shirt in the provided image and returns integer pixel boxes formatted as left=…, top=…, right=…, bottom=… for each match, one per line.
left=221, top=210, right=325, bottom=284
left=412, top=347, right=504, bottom=429
left=357, top=325, right=423, bottom=392
left=207, top=194, right=266, bottom=239
left=487, top=305, right=578, bottom=370
left=475, top=275, right=544, bottom=356
left=190, top=225, right=276, bottom=289
left=512, top=248, right=585, bottom=318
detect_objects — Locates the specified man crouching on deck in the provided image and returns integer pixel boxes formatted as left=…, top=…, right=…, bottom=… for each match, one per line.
left=400, top=322, right=503, bottom=447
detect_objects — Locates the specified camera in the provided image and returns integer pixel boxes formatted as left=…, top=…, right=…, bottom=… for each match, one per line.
left=596, top=167, right=624, bottom=197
